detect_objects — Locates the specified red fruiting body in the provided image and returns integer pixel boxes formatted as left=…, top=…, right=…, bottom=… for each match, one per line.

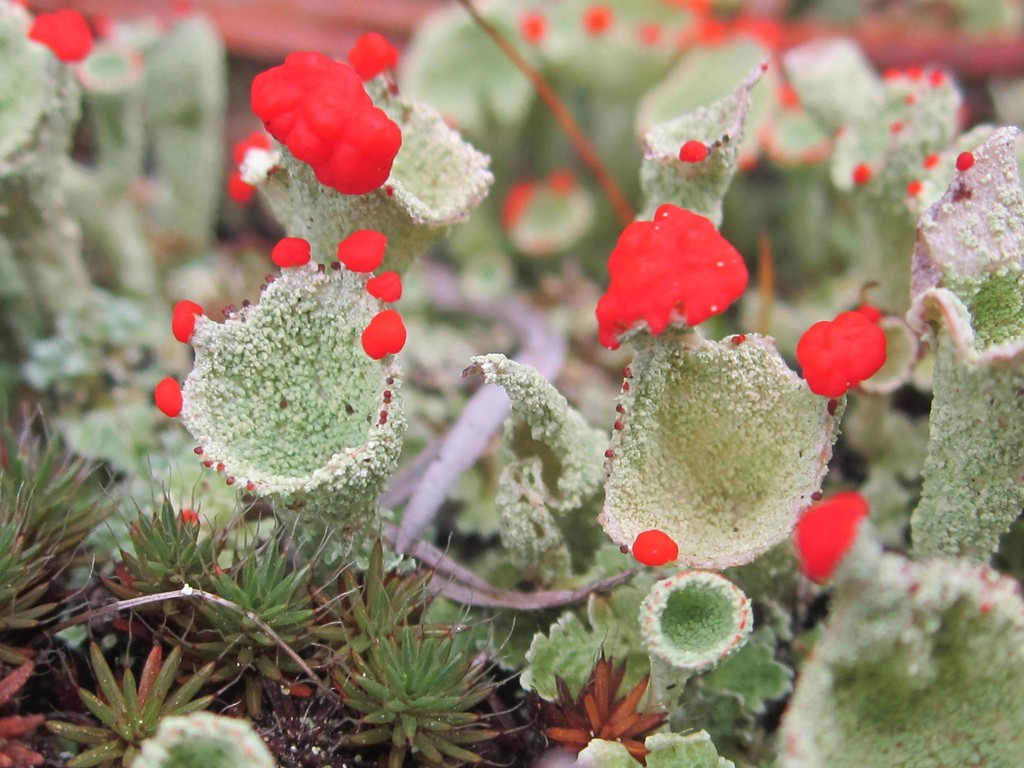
left=227, top=170, right=256, bottom=205
left=28, top=10, right=93, bottom=62
left=231, top=131, right=273, bottom=165
left=794, top=491, right=869, bottom=582
left=956, top=151, right=975, bottom=171
left=154, top=377, right=183, bottom=417
left=796, top=311, right=887, bottom=398
left=928, top=69, right=946, bottom=86
left=502, top=181, right=538, bottom=230
left=583, top=4, right=613, bottom=35
left=521, top=11, right=547, bottom=44
left=250, top=51, right=401, bottom=195
left=923, top=153, right=940, bottom=169
left=361, top=309, right=407, bottom=359
left=548, top=168, right=576, bottom=194
left=777, top=82, right=800, bottom=109
left=637, top=23, right=663, bottom=46
left=171, top=300, right=203, bottom=343
left=632, top=529, right=679, bottom=567
left=366, top=271, right=402, bottom=302
left=180, top=508, right=200, bottom=525
left=852, top=163, right=872, bottom=185
left=595, top=204, right=749, bottom=349
left=854, top=303, right=883, bottom=325
left=348, top=32, right=399, bottom=80
left=889, top=120, right=904, bottom=134
left=679, top=140, right=709, bottom=163
left=337, top=230, right=387, bottom=272
left=906, top=179, right=922, bottom=197
left=272, top=237, right=311, bottom=268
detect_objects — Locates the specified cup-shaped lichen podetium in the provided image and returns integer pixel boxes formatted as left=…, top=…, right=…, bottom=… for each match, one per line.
left=641, top=570, right=752, bottom=673
left=182, top=264, right=405, bottom=553
left=135, top=713, right=275, bottom=768
left=601, top=332, right=841, bottom=568
left=907, top=126, right=1024, bottom=560
left=779, top=554, right=1024, bottom=768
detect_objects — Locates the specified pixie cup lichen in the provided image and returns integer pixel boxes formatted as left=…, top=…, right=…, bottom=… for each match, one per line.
left=180, top=260, right=406, bottom=557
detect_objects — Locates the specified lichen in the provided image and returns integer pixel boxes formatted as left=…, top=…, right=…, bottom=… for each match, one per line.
left=600, top=332, right=841, bottom=568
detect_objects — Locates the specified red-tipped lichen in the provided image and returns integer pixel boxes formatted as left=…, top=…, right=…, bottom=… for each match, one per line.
left=793, top=491, right=869, bottom=582
left=250, top=52, right=401, bottom=195
left=361, top=310, right=406, bottom=359
left=348, top=32, right=399, bottom=80
left=595, top=204, right=748, bottom=349
left=796, top=311, right=887, bottom=397
left=337, top=230, right=387, bottom=273
left=28, top=9, right=93, bottom=63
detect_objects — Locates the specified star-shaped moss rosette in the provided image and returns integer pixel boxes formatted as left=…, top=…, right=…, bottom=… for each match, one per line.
left=467, top=353, right=607, bottom=585
left=638, top=59, right=765, bottom=223
left=175, top=257, right=406, bottom=557
left=779, top=542, right=1024, bottom=768
left=601, top=332, right=841, bottom=568
left=906, top=126, right=1024, bottom=560
left=245, top=50, right=492, bottom=276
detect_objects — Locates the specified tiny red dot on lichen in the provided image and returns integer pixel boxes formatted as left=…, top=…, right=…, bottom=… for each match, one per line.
left=679, top=140, right=709, bottom=163
left=271, top=237, right=311, bottom=268
left=348, top=32, right=399, bottom=80
left=28, top=9, right=93, bottom=63
left=171, top=300, right=203, bottom=343
left=637, top=23, right=663, bottom=46
left=366, top=271, right=403, bottom=302
left=796, top=311, right=888, bottom=398
left=906, top=179, right=923, bottom=197
left=852, top=163, right=872, bottom=186
left=582, top=4, right=613, bottom=35
left=854, top=303, right=883, bottom=324
left=231, top=131, right=272, bottom=165
left=889, top=120, right=904, bottom=134
left=154, top=377, right=183, bottom=417
left=520, top=10, right=547, bottom=44
left=337, top=230, right=387, bottom=272
left=502, top=181, right=537, bottom=230
left=793, top=491, right=869, bottom=582
left=923, top=153, right=940, bottom=169
left=226, top=171, right=256, bottom=205
left=777, top=82, right=800, bottom=109
left=928, top=69, right=946, bottom=87
left=548, top=168, right=576, bottom=194
left=956, top=151, right=975, bottom=171
left=361, top=309, right=407, bottom=359
left=632, top=529, right=679, bottom=566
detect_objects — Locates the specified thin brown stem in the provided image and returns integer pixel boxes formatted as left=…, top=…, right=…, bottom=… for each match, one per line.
left=49, top=586, right=332, bottom=697
left=455, top=0, right=634, bottom=226
left=757, top=230, right=774, bottom=336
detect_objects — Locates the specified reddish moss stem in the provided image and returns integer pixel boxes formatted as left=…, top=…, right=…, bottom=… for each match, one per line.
left=757, top=230, right=774, bottom=336
left=455, top=0, right=635, bottom=226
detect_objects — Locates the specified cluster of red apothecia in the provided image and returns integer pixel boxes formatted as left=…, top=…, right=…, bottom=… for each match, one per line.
left=154, top=229, right=407, bottom=420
